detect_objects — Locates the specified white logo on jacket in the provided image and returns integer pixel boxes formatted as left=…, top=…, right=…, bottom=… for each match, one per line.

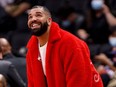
left=94, top=74, right=100, bottom=82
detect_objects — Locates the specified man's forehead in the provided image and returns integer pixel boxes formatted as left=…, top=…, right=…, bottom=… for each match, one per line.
left=28, top=8, right=44, bottom=14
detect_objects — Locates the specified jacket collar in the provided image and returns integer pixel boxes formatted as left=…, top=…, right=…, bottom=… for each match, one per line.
left=48, top=22, right=61, bottom=43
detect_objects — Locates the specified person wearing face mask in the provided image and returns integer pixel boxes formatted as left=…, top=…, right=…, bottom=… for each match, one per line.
left=85, top=0, right=116, bottom=44
left=106, top=29, right=116, bottom=86
left=109, top=28, right=116, bottom=47
left=57, top=1, right=85, bottom=36
left=93, top=26, right=116, bottom=64
left=93, top=27, right=116, bottom=87
left=108, top=27, right=116, bottom=60
left=91, top=0, right=104, bottom=10
left=109, top=36, right=116, bottom=47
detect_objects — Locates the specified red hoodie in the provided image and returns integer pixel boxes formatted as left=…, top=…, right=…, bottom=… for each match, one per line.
left=26, top=22, right=103, bottom=87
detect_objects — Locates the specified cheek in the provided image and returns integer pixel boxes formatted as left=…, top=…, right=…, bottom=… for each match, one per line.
left=27, top=21, right=31, bottom=28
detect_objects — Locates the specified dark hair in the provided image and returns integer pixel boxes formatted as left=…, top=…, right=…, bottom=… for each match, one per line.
left=29, top=5, right=51, bottom=17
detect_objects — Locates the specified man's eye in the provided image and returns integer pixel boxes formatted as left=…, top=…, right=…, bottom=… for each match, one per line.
left=28, top=16, right=32, bottom=19
left=36, top=14, right=42, bottom=17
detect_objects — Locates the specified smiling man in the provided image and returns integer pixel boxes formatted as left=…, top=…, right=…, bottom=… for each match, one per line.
left=26, top=5, right=103, bottom=87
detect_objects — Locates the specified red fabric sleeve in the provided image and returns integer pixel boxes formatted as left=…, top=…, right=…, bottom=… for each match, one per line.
left=63, top=42, right=103, bottom=87
left=26, top=51, right=34, bottom=87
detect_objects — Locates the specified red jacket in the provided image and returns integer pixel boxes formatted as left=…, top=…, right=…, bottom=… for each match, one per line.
left=26, top=22, right=103, bottom=87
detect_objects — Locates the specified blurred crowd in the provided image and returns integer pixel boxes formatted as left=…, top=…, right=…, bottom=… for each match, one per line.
left=0, top=0, right=116, bottom=87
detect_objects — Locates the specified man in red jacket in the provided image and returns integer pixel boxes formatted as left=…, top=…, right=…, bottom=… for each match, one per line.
left=26, top=5, right=103, bottom=87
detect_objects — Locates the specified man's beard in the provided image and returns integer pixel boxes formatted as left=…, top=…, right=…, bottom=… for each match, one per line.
left=31, top=21, right=48, bottom=36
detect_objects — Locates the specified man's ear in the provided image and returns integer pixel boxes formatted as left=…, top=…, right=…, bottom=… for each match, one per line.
left=47, top=18, right=52, bottom=25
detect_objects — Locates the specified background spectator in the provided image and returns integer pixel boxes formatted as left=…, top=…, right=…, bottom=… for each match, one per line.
left=0, top=74, right=7, bottom=87
left=0, top=38, right=27, bottom=85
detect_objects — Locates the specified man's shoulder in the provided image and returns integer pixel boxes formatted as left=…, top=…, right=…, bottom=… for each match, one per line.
left=60, top=29, right=86, bottom=47
left=0, top=60, right=12, bottom=70
left=26, top=35, right=38, bottom=48
left=7, top=58, right=26, bottom=65
left=0, top=60, right=12, bottom=65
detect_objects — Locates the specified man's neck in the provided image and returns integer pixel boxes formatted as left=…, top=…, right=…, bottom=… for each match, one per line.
left=37, top=28, right=50, bottom=47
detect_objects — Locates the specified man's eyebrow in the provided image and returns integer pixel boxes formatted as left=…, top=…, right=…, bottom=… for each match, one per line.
left=28, top=12, right=42, bottom=16
left=36, top=12, right=43, bottom=14
left=28, top=14, right=31, bottom=16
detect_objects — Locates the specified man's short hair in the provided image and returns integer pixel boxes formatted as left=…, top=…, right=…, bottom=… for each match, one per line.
left=29, top=5, right=51, bottom=17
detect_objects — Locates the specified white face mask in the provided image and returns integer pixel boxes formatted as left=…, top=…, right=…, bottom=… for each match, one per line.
left=62, top=20, right=71, bottom=27
left=109, top=37, right=116, bottom=47
left=91, top=0, right=103, bottom=10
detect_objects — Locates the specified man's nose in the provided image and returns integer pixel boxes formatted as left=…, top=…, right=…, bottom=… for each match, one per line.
left=32, top=16, right=37, bottom=21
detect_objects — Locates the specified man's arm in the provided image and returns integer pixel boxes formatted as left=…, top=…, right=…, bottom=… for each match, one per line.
left=26, top=51, right=34, bottom=87
left=4, top=2, right=31, bottom=17
left=63, top=41, right=103, bottom=87
left=102, top=4, right=116, bottom=26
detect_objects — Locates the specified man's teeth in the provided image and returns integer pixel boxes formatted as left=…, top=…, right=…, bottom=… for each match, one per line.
left=32, top=24, right=39, bottom=27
